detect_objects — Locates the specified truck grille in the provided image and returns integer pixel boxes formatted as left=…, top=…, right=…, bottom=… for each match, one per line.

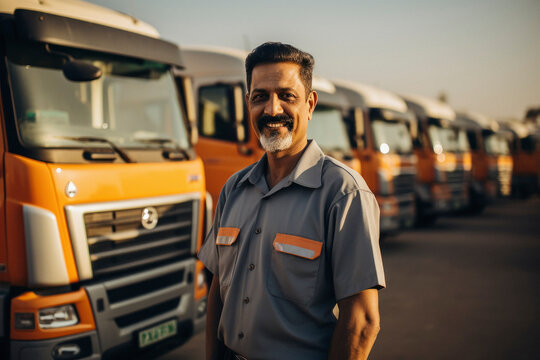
left=393, top=173, right=415, bottom=195
left=66, top=193, right=200, bottom=281
left=85, top=202, right=194, bottom=279
left=447, top=169, right=465, bottom=185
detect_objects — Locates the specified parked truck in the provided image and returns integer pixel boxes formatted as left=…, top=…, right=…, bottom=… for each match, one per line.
left=0, top=1, right=208, bottom=358
left=334, top=81, right=417, bottom=233
left=401, top=95, right=470, bottom=225
left=498, top=120, right=540, bottom=198
left=455, top=112, right=512, bottom=211
left=181, top=46, right=360, bottom=213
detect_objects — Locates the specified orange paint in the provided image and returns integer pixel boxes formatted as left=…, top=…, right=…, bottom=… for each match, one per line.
left=11, top=289, right=95, bottom=340
left=4, top=154, right=206, bottom=286
left=216, top=227, right=240, bottom=245
left=273, top=233, right=322, bottom=260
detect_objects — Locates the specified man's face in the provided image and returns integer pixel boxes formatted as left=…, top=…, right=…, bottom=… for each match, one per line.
left=246, top=62, right=317, bottom=155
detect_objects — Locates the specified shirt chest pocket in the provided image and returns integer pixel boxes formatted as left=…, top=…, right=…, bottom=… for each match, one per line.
left=267, top=233, right=323, bottom=305
left=216, top=227, right=240, bottom=288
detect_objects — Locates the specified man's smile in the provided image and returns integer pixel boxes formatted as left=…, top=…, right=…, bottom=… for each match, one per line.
left=257, top=114, right=294, bottom=134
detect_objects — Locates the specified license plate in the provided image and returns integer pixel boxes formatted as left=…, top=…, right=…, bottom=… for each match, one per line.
left=138, top=319, right=177, bottom=348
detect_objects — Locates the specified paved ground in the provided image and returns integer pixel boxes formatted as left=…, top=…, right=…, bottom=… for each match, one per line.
left=159, top=197, right=540, bottom=359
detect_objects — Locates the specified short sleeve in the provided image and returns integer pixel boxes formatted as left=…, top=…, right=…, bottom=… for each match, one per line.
left=198, top=187, right=228, bottom=277
left=329, top=189, right=385, bottom=301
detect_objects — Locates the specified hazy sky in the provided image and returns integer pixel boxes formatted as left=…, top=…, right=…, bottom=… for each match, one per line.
left=88, top=0, right=539, bottom=119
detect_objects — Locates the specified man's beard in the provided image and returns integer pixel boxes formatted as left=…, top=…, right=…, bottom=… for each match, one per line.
left=257, top=114, right=294, bottom=153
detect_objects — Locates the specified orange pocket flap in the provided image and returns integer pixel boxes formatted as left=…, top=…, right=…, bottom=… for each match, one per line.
left=216, top=227, right=240, bottom=246
left=273, top=233, right=322, bottom=260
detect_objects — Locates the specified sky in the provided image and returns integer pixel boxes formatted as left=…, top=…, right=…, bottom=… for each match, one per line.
left=88, top=0, right=540, bottom=119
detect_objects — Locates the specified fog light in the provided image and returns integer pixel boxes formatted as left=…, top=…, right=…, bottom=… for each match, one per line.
left=38, top=305, right=78, bottom=329
left=15, top=312, right=35, bottom=329
left=52, top=343, right=81, bottom=359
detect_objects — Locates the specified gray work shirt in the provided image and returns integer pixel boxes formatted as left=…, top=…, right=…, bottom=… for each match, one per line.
left=198, top=140, right=385, bottom=360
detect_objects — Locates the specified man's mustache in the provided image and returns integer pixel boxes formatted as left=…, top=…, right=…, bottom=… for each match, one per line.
left=257, top=114, right=294, bottom=132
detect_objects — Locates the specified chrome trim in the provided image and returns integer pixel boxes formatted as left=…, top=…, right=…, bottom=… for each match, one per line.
left=23, top=205, right=70, bottom=287
left=88, top=222, right=191, bottom=245
left=65, top=193, right=201, bottom=281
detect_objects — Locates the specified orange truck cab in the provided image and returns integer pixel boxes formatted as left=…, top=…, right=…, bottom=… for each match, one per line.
left=499, top=121, right=540, bottom=198
left=455, top=112, right=512, bottom=211
left=334, top=81, right=417, bottom=233
left=401, top=95, right=470, bottom=224
left=0, top=1, right=208, bottom=358
left=180, top=47, right=360, bottom=213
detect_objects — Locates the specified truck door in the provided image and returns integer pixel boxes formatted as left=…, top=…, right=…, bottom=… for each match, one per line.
left=195, top=84, right=259, bottom=208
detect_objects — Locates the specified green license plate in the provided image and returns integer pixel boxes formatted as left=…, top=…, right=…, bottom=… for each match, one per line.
left=138, top=319, right=177, bottom=348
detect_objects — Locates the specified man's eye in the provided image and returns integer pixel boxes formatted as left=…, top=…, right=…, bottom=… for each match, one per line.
left=282, top=93, right=296, bottom=100
left=251, top=94, right=265, bottom=102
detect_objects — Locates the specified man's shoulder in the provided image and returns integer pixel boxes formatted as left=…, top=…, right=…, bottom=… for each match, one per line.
left=321, top=156, right=373, bottom=197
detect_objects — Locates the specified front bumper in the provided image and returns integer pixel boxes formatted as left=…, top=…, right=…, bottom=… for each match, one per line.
left=9, top=259, right=207, bottom=360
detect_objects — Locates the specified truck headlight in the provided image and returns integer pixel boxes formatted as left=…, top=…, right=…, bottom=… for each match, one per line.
left=38, top=305, right=79, bottom=329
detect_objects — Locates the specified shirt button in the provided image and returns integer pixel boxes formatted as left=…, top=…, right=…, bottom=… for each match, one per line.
left=238, top=332, right=244, bottom=339
left=243, top=297, right=250, bottom=304
left=255, top=228, right=261, bottom=234
left=248, top=264, right=255, bottom=271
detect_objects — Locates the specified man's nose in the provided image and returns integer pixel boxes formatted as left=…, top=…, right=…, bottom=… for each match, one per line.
left=264, top=94, right=283, bottom=116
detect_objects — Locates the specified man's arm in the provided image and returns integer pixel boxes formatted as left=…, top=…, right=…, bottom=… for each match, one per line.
left=206, top=275, right=225, bottom=360
left=328, top=288, right=381, bottom=360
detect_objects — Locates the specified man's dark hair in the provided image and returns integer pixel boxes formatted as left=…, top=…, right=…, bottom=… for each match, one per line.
left=245, top=42, right=315, bottom=99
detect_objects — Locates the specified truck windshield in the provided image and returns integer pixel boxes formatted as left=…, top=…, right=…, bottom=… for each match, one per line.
left=308, top=106, right=351, bottom=152
left=484, top=133, right=510, bottom=155
left=428, top=124, right=459, bottom=153
left=456, top=129, right=470, bottom=153
left=7, top=43, right=189, bottom=152
left=372, top=119, right=413, bottom=154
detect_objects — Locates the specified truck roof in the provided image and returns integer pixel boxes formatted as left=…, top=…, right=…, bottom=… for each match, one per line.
left=0, top=0, right=160, bottom=38
left=182, top=46, right=344, bottom=107
left=334, top=80, right=407, bottom=113
left=401, top=94, right=456, bottom=121
left=182, top=46, right=247, bottom=78
left=457, top=111, right=499, bottom=132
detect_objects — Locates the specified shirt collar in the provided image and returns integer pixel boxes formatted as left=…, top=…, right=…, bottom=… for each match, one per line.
left=238, top=140, right=324, bottom=189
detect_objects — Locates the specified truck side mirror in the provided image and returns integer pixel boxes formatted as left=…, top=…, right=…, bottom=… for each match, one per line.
left=233, top=85, right=246, bottom=142
left=63, top=60, right=102, bottom=82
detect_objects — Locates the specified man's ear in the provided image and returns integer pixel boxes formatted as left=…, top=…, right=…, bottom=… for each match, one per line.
left=307, top=91, right=318, bottom=121
left=245, top=92, right=250, bottom=107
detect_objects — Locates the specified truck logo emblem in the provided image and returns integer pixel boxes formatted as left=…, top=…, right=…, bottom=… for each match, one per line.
left=65, top=181, right=77, bottom=198
left=141, top=207, right=159, bottom=230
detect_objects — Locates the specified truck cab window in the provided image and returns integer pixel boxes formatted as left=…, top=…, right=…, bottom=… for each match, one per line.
left=198, top=85, right=237, bottom=142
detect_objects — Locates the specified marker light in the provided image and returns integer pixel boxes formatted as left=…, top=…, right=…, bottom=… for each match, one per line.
left=38, top=305, right=79, bottom=329
left=15, top=312, right=35, bottom=329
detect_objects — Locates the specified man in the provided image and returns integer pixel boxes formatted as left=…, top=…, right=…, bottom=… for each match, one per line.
left=198, top=42, right=385, bottom=360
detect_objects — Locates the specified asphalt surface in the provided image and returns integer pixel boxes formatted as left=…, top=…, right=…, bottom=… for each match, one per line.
left=159, top=197, right=540, bottom=360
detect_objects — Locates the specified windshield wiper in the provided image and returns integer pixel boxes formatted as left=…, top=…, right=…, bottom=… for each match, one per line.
left=134, top=137, right=190, bottom=160
left=57, top=136, right=133, bottom=163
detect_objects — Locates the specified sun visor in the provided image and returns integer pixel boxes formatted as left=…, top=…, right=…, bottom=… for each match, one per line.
left=13, top=9, right=183, bottom=67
